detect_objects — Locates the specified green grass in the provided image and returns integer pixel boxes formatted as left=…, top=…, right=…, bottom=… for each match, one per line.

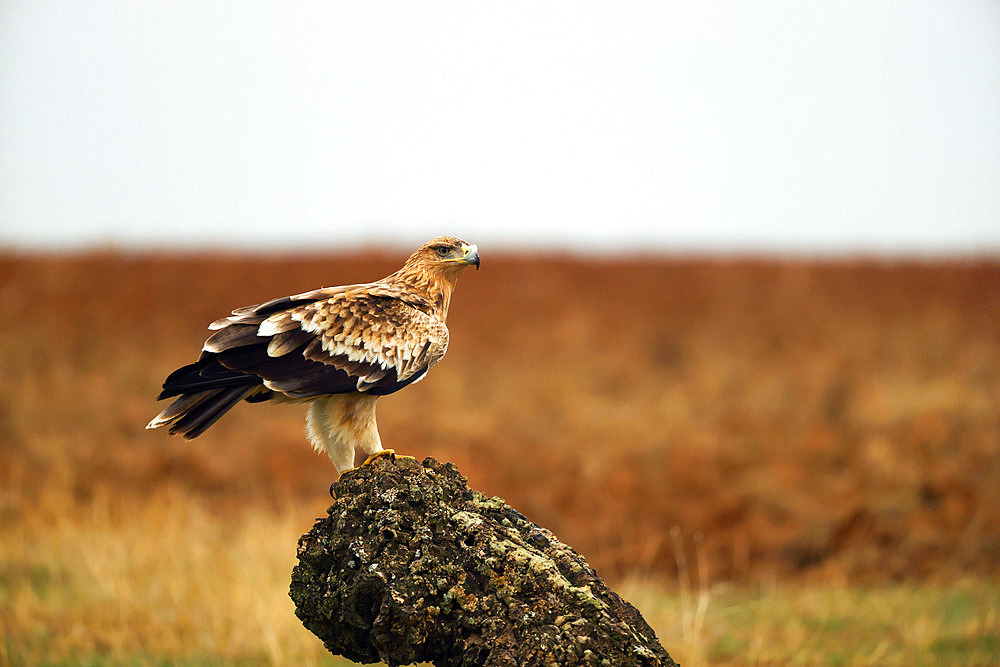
left=621, top=578, right=1000, bottom=666
left=4, top=574, right=998, bottom=665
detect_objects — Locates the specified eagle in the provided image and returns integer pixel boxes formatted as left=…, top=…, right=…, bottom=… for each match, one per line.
left=147, top=236, right=479, bottom=474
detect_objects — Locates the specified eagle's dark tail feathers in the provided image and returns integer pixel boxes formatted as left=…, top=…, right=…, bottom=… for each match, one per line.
left=147, top=357, right=264, bottom=439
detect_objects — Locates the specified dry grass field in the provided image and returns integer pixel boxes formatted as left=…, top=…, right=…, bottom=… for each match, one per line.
left=1, top=250, right=998, bottom=665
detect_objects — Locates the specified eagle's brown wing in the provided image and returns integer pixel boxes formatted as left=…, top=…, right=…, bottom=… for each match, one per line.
left=148, top=284, right=449, bottom=438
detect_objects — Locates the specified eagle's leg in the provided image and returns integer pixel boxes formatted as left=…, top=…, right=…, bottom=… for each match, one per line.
left=306, top=393, right=386, bottom=477
left=305, top=398, right=355, bottom=474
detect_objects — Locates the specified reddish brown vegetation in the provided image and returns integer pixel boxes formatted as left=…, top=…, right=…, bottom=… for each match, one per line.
left=1, top=251, right=998, bottom=585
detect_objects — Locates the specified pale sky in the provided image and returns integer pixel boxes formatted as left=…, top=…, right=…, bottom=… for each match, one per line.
left=1, top=1, right=998, bottom=254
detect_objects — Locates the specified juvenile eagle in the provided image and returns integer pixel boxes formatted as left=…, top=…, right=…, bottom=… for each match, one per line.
left=147, top=236, right=479, bottom=474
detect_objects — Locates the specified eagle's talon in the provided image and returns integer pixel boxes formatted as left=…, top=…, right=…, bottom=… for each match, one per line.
left=362, top=449, right=397, bottom=467
left=329, top=482, right=337, bottom=498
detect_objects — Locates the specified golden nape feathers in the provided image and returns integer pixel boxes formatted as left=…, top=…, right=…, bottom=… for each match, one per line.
left=147, top=236, right=479, bottom=474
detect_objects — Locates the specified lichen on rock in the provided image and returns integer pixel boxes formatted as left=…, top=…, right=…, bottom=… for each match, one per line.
left=290, top=456, right=678, bottom=667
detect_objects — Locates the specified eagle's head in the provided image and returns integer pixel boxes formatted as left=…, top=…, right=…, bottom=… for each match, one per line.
left=391, top=237, right=479, bottom=316
left=410, top=236, right=480, bottom=274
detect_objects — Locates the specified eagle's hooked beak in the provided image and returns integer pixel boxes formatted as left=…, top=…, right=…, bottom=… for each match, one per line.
left=461, top=244, right=480, bottom=270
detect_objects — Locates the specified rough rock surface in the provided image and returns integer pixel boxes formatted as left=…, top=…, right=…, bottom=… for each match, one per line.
left=290, top=455, right=677, bottom=667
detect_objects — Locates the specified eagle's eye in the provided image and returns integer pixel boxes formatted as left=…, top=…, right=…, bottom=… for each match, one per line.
left=435, top=245, right=451, bottom=257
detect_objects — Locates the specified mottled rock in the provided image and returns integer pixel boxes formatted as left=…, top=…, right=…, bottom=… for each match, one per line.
left=290, top=456, right=677, bottom=667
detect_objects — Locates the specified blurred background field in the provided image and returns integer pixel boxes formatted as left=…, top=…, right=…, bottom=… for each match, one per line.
left=4, top=3, right=999, bottom=664
left=1, top=250, right=998, bottom=665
